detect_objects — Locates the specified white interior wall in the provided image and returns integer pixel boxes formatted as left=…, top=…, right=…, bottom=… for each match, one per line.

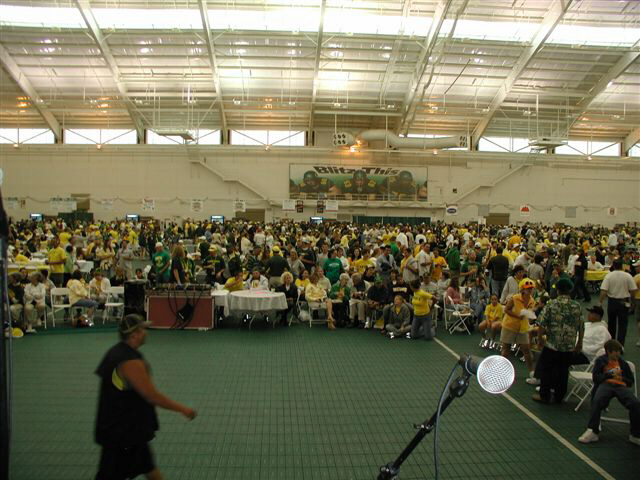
left=1, top=144, right=638, bottom=226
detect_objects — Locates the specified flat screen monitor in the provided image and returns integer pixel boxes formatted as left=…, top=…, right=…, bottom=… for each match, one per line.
left=30, top=213, right=43, bottom=222
left=211, top=215, right=224, bottom=224
left=126, top=214, right=139, bottom=222
left=310, top=216, right=323, bottom=224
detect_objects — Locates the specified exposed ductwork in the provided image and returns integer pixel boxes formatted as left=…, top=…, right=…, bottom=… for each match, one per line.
left=332, top=130, right=468, bottom=149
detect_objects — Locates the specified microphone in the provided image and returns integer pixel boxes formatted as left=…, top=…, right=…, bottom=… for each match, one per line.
left=459, top=354, right=514, bottom=394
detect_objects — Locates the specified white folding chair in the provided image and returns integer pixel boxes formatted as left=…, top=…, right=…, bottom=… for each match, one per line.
left=102, top=286, right=125, bottom=324
left=565, top=360, right=596, bottom=412
left=602, top=361, right=637, bottom=424
left=49, top=287, right=71, bottom=328
left=444, top=295, right=472, bottom=335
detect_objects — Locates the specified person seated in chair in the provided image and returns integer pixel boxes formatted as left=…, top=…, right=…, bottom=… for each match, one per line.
left=67, top=270, right=99, bottom=326
left=477, top=294, right=503, bottom=349
left=349, top=273, right=368, bottom=327
left=384, top=295, right=411, bottom=338
left=24, top=272, right=46, bottom=333
left=89, top=270, right=111, bottom=308
left=276, top=272, right=298, bottom=326
left=580, top=305, right=611, bottom=361
left=329, top=273, right=351, bottom=327
left=578, top=339, right=640, bottom=446
left=245, top=268, right=269, bottom=291
left=304, top=272, right=335, bottom=330
left=366, top=276, right=389, bottom=329
left=224, top=271, right=245, bottom=292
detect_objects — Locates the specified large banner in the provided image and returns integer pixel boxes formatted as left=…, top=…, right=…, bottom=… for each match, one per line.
left=289, top=164, right=428, bottom=201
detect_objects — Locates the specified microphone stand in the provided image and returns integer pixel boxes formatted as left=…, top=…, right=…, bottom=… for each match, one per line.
left=377, top=369, right=471, bottom=480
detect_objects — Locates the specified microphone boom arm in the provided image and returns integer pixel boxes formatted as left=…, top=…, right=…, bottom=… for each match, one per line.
left=377, top=371, right=471, bottom=480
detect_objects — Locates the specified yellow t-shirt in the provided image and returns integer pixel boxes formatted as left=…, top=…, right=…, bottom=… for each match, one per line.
left=412, top=289, right=433, bottom=316
left=484, top=303, right=503, bottom=324
left=224, top=277, right=244, bottom=292
left=431, top=256, right=447, bottom=281
left=508, top=235, right=521, bottom=249
left=15, top=253, right=29, bottom=263
left=295, top=278, right=310, bottom=290
left=353, top=258, right=374, bottom=274
left=502, top=293, right=535, bottom=333
left=59, top=232, right=71, bottom=246
left=48, top=247, right=66, bottom=274
left=127, top=230, right=138, bottom=245
left=634, top=273, right=640, bottom=300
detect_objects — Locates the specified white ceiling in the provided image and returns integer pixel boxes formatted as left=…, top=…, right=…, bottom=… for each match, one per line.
left=0, top=0, right=639, bottom=144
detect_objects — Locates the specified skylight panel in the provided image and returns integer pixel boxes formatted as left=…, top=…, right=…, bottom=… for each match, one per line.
left=93, top=9, right=201, bottom=29
left=547, top=24, right=640, bottom=47
left=0, top=6, right=84, bottom=28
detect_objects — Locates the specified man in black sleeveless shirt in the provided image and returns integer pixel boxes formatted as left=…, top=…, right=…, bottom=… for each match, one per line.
left=95, top=314, right=197, bottom=480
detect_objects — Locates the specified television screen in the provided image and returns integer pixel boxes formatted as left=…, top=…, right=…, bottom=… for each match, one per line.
left=126, top=214, right=139, bottom=222
left=310, top=216, right=323, bottom=224
left=30, top=213, right=43, bottom=222
left=211, top=215, right=224, bottom=224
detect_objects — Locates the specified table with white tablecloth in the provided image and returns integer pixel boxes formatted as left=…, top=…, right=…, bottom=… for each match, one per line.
left=228, top=290, right=288, bottom=329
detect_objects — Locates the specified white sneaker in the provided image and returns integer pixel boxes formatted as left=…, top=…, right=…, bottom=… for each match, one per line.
left=526, top=377, right=540, bottom=385
left=578, top=429, right=599, bottom=444
left=630, top=435, right=640, bottom=446
left=405, top=332, right=411, bottom=339
left=388, top=332, right=395, bottom=339
left=25, top=327, right=37, bottom=334
left=364, top=320, right=371, bottom=329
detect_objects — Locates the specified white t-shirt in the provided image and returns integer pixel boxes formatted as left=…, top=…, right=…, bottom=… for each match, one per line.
left=415, top=250, right=433, bottom=277
left=607, top=233, right=618, bottom=247
left=582, top=322, right=611, bottom=359
left=601, top=270, right=637, bottom=299
left=396, top=232, right=408, bottom=248
left=587, top=260, right=604, bottom=271
left=415, top=234, right=426, bottom=245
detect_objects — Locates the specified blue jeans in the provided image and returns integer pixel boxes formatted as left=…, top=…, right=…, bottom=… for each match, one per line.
left=411, top=313, right=433, bottom=340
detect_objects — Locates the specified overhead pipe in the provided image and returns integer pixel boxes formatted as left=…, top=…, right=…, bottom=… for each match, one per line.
left=333, top=130, right=468, bottom=149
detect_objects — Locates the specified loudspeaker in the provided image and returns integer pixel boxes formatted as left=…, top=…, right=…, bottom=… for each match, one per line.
left=124, top=280, right=146, bottom=316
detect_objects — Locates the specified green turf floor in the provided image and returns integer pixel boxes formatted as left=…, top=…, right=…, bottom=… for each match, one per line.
left=8, top=315, right=640, bottom=480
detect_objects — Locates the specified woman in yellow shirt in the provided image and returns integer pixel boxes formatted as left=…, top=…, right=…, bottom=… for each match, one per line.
left=304, top=272, right=335, bottom=330
left=478, top=294, right=503, bottom=347
left=295, top=270, right=310, bottom=290
left=410, top=280, right=434, bottom=340
left=500, top=278, right=536, bottom=376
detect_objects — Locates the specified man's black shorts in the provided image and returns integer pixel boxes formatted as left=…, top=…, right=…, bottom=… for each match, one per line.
left=96, top=442, right=155, bottom=480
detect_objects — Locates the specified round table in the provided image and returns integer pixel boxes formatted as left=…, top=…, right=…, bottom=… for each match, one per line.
left=585, top=270, right=608, bottom=282
left=229, top=290, right=288, bottom=329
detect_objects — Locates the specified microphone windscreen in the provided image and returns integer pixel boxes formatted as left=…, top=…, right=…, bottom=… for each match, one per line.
left=476, top=355, right=515, bottom=394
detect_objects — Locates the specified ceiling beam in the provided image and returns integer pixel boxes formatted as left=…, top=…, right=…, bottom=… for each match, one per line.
left=308, top=0, right=327, bottom=136
left=75, top=0, right=144, bottom=140
left=396, top=0, right=454, bottom=134
left=623, top=126, right=640, bottom=155
left=471, top=0, right=575, bottom=146
left=0, top=43, right=62, bottom=141
left=378, top=0, right=413, bottom=106
left=198, top=0, right=228, bottom=143
left=560, top=49, right=640, bottom=137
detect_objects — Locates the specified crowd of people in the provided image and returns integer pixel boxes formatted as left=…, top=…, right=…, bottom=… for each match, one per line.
left=6, top=216, right=640, bottom=444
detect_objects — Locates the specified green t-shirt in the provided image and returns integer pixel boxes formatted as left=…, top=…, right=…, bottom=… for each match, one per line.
left=153, top=250, right=171, bottom=282
left=323, top=257, right=343, bottom=284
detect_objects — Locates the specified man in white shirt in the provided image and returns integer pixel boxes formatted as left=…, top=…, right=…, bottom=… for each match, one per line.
left=599, top=259, right=638, bottom=346
left=416, top=243, right=433, bottom=279
left=587, top=253, right=604, bottom=271
left=89, top=270, right=112, bottom=306
left=581, top=306, right=611, bottom=360
left=253, top=227, right=266, bottom=247
left=245, top=268, right=269, bottom=290
left=607, top=231, right=618, bottom=248
left=316, top=267, right=332, bottom=292
left=24, top=272, right=46, bottom=332
left=396, top=228, right=408, bottom=249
